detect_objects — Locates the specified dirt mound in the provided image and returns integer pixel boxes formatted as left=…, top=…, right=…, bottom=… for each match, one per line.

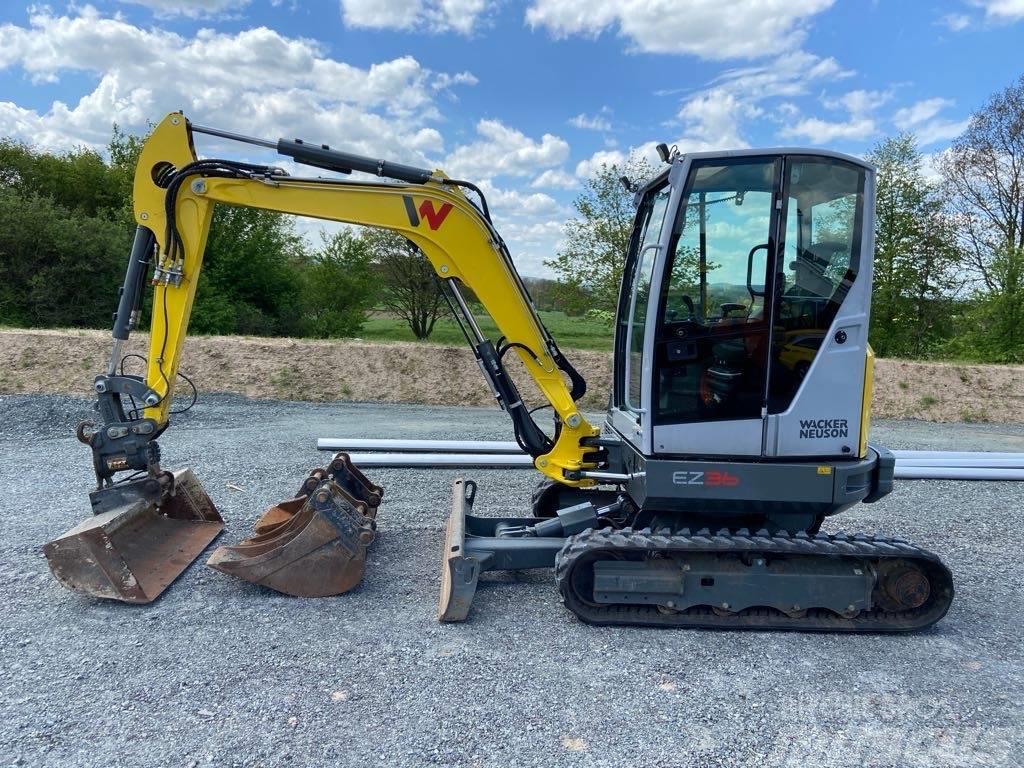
left=1, top=329, right=1021, bottom=422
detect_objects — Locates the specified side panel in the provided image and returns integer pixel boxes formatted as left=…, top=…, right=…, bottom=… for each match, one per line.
left=653, top=418, right=764, bottom=456
left=619, top=441, right=881, bottom=515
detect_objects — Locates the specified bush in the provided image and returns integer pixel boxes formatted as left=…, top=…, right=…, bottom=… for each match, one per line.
left=0, top=189, right=130, bottom=328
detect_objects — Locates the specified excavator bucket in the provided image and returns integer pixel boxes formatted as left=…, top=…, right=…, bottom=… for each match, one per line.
left=43, top=469, right=224, bottom=603
left=206, top=453, right=383, bottom=597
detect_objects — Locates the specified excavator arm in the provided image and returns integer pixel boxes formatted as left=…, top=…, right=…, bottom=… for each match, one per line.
left=98, top=112, right=600, bottom=488
left=47, top=112, right=607, bottom=604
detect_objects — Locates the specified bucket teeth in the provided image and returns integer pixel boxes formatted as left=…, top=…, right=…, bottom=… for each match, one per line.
left=43, top=469, right=224, bottom=603
left=206, top=454, right=383, bottom=598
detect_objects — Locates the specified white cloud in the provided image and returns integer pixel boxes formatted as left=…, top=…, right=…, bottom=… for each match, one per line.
left=568, top=111, right=611, bottom=131
left=574, top=143, right=662, bottom=179
left=0, top=7, right=475, bottom=162
left=677, top=90, right=756, bottom=150
left=472, top=180, right=569, bottom=276
left=893, top=97, right=969, bottom=146
left=783, top=116, right=875, bottom=143
left=673, top=51, right=851, bottom=150
left=574, top=149, right=625, bottom=179
left=429, top=70, right=480, bottom=90
left=708, top=51, right=851, bottom=100
left=477, top=182, right=560, bottom=216
left=531, top=168, right=579, bottom=189
left=780, top=87, right=889, bottom=144
left=971, top=0, right=1024, bottom=20
left=525, top=0, right=835, bottom=59
left=824, top=89, right=892, bottom=116
left=939, top=12, right=971, bottom=30
left=914, top=118, right=971, bottom=145
left=443, top=119, right=569, bottom=179
left=0, top=8, right=565, bottom=279
left=340, top=0, right=489, bottom=34
left=501, top=219, right=564, bottom=242
left=893, top=97, right=953, bottom=129
left=117, top=0, right=249, bottom=17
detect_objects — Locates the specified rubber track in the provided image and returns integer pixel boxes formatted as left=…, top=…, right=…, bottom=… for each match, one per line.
left=554, top=527, right=954, bottom=632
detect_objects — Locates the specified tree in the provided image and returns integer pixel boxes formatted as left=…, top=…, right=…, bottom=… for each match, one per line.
left=0, top=139, right=125, bottom=219
left=521, top=275, right=592, bottom=313
left=867, top=134, right=960, bottom=358
left=940, top=74, right=1024, bottom=361
left=363, top=229, right=446, bottom=339
left=546, top=155, right=656, bottom=314
left=0, top=139, right=132, bottom=328
left=190, top=206, right=307, bottom=336
left=108, top=124, right=147, bottom=226
left=0, top=189, right=129, bottom=327
left=298, top=229, right=377, bottom=338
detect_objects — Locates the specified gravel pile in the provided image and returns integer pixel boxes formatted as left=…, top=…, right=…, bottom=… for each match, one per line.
left=0, top=394, right=1021, bottom=767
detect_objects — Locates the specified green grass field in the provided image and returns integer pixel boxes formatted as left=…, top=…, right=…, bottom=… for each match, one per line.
left=358, top=309, right=613, bottom=351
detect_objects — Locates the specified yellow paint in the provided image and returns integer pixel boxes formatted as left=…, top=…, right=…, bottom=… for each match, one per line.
left=133, top=114, right=598, bottom=485
left=859, top=345, right=875, bottom=459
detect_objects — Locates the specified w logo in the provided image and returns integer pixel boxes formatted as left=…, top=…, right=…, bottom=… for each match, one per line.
left=403, top=195, right=453, bottom=231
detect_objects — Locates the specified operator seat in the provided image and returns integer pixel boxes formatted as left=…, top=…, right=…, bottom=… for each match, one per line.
left=782, top=243, right=842, bottom=330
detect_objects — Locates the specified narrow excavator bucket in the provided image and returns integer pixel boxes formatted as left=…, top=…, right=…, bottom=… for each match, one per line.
left=206, top=453, right=383, bottom=597
left=43, top=469, right=224, bottom=603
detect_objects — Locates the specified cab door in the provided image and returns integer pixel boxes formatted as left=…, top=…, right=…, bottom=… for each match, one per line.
left=649, top=156, right=782, bottom=456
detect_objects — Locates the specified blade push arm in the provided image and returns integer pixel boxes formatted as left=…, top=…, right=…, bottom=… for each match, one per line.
left=96, top=113, right=599, bottom=486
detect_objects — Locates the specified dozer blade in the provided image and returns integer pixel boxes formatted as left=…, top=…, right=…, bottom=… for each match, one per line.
left=43, top=469, right=224, bottom=603
left=438, top=479, right=481, bottom=622
left=206, top=455, right=382, bottom=598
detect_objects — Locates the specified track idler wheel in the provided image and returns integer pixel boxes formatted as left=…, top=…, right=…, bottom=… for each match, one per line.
left=875, top=559, right=931, bottom=612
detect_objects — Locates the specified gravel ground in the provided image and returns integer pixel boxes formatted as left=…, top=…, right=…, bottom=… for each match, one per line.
left=1, top=393, right=1022, bottom=768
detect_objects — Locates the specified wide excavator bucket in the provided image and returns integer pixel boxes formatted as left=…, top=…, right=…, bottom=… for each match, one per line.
left=206, top=453, right=383, bottom=597
left=43, top=469, right=225, bottom=603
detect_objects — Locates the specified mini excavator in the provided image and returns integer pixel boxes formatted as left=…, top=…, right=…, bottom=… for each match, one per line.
left=44, top=113, right=954, bottom=631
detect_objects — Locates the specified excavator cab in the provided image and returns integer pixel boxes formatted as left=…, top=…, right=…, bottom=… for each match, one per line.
left=611, top=152, right=871, bottom=460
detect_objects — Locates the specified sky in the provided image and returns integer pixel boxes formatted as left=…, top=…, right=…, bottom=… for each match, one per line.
left=0, top=0, right=1022, bottom=277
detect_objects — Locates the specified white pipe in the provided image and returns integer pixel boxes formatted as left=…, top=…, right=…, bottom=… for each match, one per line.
left=341, top=453, right=1024, bottom=480
left=344, top=452, right=534, bottom=468
left=894, top=467, right=1024, bottom=481
left=318, top=438, right=523, bottom=453
left=321, top=440, right=1024, bottom=465
left=891, top=450, right=1024, bottom=460
left=895, top=458, right=1024, bottom=469
left=323, top=439, right=1024, bottom=480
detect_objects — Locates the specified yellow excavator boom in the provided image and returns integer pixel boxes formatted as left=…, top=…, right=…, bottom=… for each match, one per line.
left=136, top=113, right=598, bottom=480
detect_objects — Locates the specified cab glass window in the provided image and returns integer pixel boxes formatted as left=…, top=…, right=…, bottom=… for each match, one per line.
left=616, top=183, right=671, bottom=413
left=653, top=158, right=777, bottom=425
left=769, top=158, right=865, bottom=411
